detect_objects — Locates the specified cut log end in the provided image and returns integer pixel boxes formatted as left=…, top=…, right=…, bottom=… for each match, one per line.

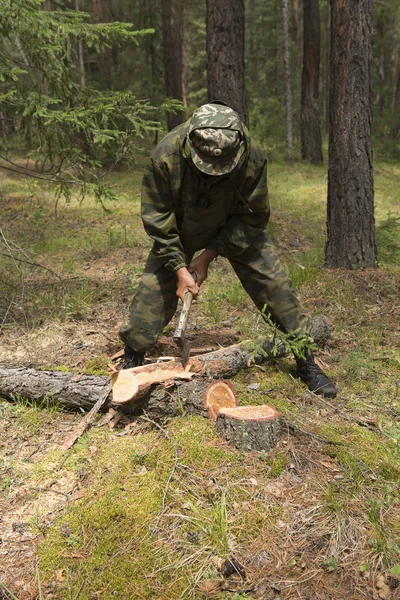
left=216, top=404, right=282, bottom=452
left=203, top=380, right=238, bottom=420
left=111, top=362, right=195, bottom=404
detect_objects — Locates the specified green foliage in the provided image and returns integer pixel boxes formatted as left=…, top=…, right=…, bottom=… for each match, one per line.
left=83, top=355, right=110, bottom=375
left=269, top=453, right=289, bottom=477
left=390, top=565, right=400, bottom=576
left=251, top=308, right=317, bottom=360
left=322, top=557, right=340, bottom=572
left=0, top=0, right=180, bottom=203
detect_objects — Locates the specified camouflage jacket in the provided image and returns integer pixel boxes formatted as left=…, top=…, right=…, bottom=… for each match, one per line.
left=141, top=120, right=270, bottom=271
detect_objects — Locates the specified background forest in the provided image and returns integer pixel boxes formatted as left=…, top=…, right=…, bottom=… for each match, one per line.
left=2, top=0, right=400, bottom=169
left=0, top=1, right=400, bottom=600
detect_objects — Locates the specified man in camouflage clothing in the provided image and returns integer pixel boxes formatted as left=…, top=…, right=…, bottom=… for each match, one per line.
left=119, top=102, right=337, bottom=398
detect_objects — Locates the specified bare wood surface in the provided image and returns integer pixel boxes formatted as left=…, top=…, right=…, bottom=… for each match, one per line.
left=173, top=273, right=196, bottom=366
left=173, top=286, right=195, bottom=341
left=203, top=380, right=238, bottom=420
left=111, top=362, right=195, bottom=404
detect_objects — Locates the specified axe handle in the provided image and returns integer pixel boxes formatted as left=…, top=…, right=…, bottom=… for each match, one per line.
left=173, top=272, right=197, bottom=339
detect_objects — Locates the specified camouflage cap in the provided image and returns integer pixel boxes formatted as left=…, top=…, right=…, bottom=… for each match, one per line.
left=188, top=103, right=245, bottom=175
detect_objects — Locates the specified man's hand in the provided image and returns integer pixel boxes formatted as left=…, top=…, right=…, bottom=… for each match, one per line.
left=176, top=267, right=199, bottom=302
left=188, top=249, right=216, bottom=287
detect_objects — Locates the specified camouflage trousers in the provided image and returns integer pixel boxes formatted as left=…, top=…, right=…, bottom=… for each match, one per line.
left=119, top=231, right=311, bottom=353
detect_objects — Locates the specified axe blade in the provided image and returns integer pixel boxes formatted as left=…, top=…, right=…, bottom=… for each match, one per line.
left=175, top=332, right=191, bottom=367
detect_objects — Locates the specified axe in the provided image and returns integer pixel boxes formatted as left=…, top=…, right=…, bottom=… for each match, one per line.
left=173, top=272, right=197, bottom=367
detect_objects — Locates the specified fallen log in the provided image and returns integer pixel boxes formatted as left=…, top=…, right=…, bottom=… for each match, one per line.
left=0, top=365, right=111, bottom=411
left=0, top=316, right=331, bottom=418
left=0, top=341, right=265, bottom=418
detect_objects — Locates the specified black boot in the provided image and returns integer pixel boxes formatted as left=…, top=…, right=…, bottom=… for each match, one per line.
left=121, top=346, right=145, bottom=370
left=295, top=352, right=337, bottom=398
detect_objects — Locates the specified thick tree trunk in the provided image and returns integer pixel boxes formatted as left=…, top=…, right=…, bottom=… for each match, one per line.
left=162, top=0, right=184, bottom=131
left=325, top=0, right=377, bottom=269
left=206, top=0, right=248, bottom=124
left=301, top=0, right=323, bottom=165
left=282, top=0, right=294, bottom=165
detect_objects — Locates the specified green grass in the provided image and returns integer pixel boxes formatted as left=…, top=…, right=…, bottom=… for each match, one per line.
left=36, top=419, right=283, bottom=599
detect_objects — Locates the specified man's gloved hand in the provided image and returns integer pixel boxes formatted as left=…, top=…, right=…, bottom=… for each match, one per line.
left=188, top=249, right=216, bottom=287
left=176, top=267, right=199, bottom=302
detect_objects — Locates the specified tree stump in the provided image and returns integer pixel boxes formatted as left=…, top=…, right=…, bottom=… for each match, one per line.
left=216, top=405, right=282, bottom=451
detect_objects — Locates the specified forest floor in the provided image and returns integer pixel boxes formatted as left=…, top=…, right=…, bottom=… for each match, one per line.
left=0, top=161, right=399, bottom=600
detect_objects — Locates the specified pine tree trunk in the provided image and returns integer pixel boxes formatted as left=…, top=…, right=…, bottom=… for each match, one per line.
left=162, top=0, right=184, bottom=131
left=291, top=0, right=299, bottom=44
left=206, top=0, right=248, bottom=125
left=282, top=0, right=294, bottom=165
left=325, top=0, right=377, bottom=269
left=390, top=66, right=400, bottom=138
left=301, top=0, right=323, bottom=165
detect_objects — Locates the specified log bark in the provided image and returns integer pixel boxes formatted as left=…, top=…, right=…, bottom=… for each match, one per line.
left=216, top=405, right=282, bottom=451
left=0, top=365, right=111, bottom=411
